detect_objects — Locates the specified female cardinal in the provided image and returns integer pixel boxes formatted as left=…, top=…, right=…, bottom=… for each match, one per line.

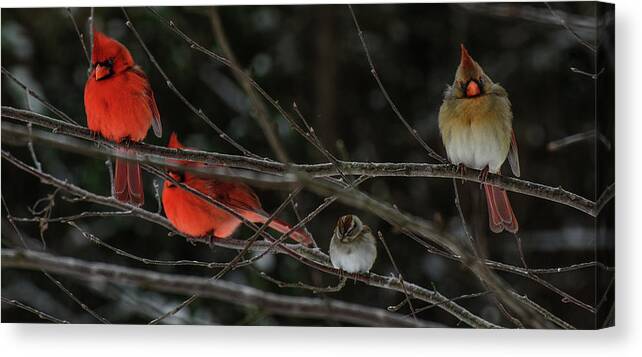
left=329, top=215, right=377, bottom=273
left=84, top=31, right=162, bottom=205
left=438, top=45, right=520, bottom=234
left=162, top=133, right=313, bottom=246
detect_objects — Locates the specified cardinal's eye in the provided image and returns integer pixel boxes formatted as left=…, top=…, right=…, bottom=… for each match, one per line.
left=478, top=78, right=483, bottom=86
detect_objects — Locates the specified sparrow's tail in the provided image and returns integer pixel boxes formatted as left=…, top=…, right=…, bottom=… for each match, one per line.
left=114, top=148, right=144, bottom=206
left=244, top=210, right=314, bottom=246
left=484, top=184, right=518, bottom=234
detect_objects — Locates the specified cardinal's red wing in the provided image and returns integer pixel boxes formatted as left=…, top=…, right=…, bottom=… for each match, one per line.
left=130, top=66, right=162, bottom=138
left=199, top=179, right=262, bottom=212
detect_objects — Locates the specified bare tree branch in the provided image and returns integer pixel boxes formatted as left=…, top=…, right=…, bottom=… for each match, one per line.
left=2, top=249, right=442, bottom=328
left=1, top=149, right=500, bottom=328
left=2, top=106, right=614, bottom=217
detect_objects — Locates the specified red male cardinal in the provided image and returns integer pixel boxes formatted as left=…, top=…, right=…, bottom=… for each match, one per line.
left=162, top=133, right=313, bottom=245
left=84, top=31, right=162, bottom=205
left=438, top=45, right=520, bottom=233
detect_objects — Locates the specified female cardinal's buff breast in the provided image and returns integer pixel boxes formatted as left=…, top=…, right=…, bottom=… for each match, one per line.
left=162, top=133, right=313, bottom=245
left=84, top=31, right=161, bottom=142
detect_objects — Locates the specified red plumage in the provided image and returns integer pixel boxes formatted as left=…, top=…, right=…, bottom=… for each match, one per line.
left=162, top=133, right=313, bottom=246
left=84, top=31, right=161, bottom=205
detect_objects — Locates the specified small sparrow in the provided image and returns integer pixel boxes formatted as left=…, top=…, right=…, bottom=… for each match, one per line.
left=438, top=44, right=520, bottom=233
left=329, top=215, right=377, bottom=273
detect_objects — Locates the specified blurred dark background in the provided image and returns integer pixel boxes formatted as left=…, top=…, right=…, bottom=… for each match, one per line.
left=1, top=2, right=614, bottom=328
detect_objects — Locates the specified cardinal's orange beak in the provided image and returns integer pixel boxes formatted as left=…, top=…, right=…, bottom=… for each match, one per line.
left=95, top=64, right=111, bottom=80
left=466, top=81, right=481, bottom=97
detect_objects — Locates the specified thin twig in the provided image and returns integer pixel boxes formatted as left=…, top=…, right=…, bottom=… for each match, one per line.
left=378, top=231, right=417, bottom=321
left=570, top=66, right=605, bottom=80
left=544, top=2, right=596, bottom=52
left=547, top=129, right=611, bottom=152
left=1, top=67, right=78, bottom=125
left=256, top=268, right=348, bottom=294
left=66, top=221, right=252, bottom=269
left=65, top=8, right=91, bottom=66
left=1, top=296, right=70, bottom=324
left=347, top=4, right=446, bottom=164
left=412, top=291, right=490, bottom=315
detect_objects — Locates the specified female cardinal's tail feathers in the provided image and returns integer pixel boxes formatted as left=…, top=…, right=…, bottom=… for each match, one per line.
left=243, top=210, right=314, bottom=246
left=484, top=184, right=518, bottom=234
left=114, top=148, right=144, bottom=206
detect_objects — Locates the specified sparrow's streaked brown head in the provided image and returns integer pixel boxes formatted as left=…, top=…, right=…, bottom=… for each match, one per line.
left=335, top=215, right=364, bottom=243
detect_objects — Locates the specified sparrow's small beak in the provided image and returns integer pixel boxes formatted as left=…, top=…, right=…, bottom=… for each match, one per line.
left=95, top=64, right=111, bottom=80
left=466, top=81, right=481, bottom=97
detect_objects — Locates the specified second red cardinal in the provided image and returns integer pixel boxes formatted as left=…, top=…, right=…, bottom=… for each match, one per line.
left=162, top=133, right=313, bottom=245
left=84, top=31, right=162, bottom=205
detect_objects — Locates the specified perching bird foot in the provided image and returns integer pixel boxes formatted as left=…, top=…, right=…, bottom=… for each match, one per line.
left=478, top=166, right=489, bottom=189
left=457, top=163, right=467, bottom=184
left=185, top=235, right=198, bottom=246
left=205, top=235, right=217, bottom=250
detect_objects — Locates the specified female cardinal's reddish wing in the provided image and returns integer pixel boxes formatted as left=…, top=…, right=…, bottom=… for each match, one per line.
left=508, top=130, right=520, bottom=177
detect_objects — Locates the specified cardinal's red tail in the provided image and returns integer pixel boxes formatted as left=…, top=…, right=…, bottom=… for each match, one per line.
left=244, top=210, right=314, bottom=246
left=484, top=184, right=518, bottom=234
left=114, top=149, right=144, bottom=206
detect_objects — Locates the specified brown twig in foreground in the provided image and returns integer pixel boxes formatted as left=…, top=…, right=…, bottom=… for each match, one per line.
left=2, top=249, right=439, bottom=328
